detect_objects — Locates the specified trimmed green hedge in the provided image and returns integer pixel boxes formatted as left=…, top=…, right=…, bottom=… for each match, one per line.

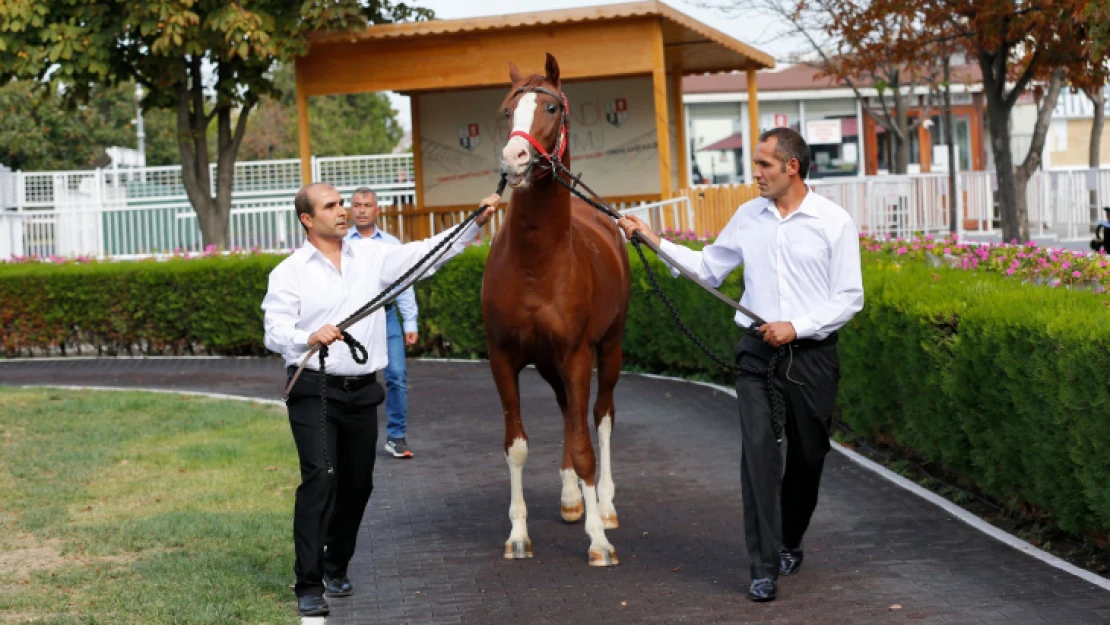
left=840, top=257, right=1110, bottom=536
left=0, top=256, right=275, bottom=356
left=2, top=247, right=1110, bottom=536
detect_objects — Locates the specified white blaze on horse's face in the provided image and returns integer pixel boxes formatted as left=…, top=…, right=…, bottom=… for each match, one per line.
left=502, top=93, right=538, bottom=188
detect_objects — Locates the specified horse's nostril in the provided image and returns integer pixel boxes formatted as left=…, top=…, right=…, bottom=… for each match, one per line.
left=516, top=150, right=527, bottom=161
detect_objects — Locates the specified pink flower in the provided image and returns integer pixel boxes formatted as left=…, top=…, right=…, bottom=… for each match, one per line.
left=1006, top=268, right=1016, bottom=275
left=896, top=246, right=908, bottom=255
left=1072, top=271, right=1083, bottom=278
left=1061, top=261, right=1071, bottom=269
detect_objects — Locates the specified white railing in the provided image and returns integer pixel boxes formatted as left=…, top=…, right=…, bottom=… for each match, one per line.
left=809, top=174, right=955, bottom=238
left=4, top=154, right=1110, bottom=260
left=807, top=168, right=1110, bottom=241
left=1, top=154, right=415, bottom=260
left=617, top=197, right=693, bottom=234
left=7, top=188, right=415, bottom=260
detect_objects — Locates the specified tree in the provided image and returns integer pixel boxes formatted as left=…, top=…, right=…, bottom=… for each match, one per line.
left=238, top=63, right=404, bottom=161
left=0, top=79, right=137, bottom=171
left=0, top=1, right=431, bottom=248
left=1079, top=8, right=1110, bottom=228
left=697, top=0, right=938, bottom=174
left=925, top=0, right=1095, bottom=241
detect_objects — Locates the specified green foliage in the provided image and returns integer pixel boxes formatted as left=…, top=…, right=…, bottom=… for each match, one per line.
left=0, top=255, right=277, bottom=356
left=239, top=64, right=403, bottom=161
left=0, top=79, right=135, bottom=171
left=5, top=245, right=1110, bottom=536
left=0, top=1, right=431, bottom=245
left=839, top=255, right=1110, bottom=535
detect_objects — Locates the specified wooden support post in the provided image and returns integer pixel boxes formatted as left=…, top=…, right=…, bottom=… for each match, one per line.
left=746, top=66, right=760, bottom=156
left=651, top=20, right=673, bottom=226
left=410, top=93, right=427, bottom=241
left=295, top=60, right=313, bottom=186
left=671, top=71, right=689, bottom=192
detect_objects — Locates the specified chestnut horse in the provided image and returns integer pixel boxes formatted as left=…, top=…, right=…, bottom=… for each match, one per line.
left=481, top=54, right=631, bottom=566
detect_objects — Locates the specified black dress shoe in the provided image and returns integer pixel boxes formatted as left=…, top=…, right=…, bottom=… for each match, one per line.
left=779, top=546, right=804, bottom=575
left=748, top=577, right=777, bottom=602
left=298, top=593, right=329, bottom=616
left=324, top=575, right=353, bottom=597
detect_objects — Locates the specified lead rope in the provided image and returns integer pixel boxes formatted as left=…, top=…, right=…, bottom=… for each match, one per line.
left=316, top=332, right=368, bottom=474
left=286, top=178, right=507, bottom=473
left=548, top=165, right=789, bottom=443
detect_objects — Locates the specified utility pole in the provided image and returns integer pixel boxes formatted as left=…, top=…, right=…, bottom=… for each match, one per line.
left=135, top=84, right=146, bottom=164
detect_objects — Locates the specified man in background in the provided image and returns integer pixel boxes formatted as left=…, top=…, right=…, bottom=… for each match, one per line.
left=347, top=187, right=418, bottom=459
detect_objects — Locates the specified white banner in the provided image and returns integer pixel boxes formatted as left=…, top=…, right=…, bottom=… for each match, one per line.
left=418, top=76, right=659, bottom=206
left=806, top=119, right=843, bottom=145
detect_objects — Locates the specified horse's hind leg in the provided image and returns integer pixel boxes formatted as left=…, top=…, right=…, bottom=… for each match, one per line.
left=593, top=330, right=623, bottom=530
left=490, top=348, right=532, bottom=559
left=537, top=361, right=584, bottom=523
left=563, top=347, right=618, bottom=566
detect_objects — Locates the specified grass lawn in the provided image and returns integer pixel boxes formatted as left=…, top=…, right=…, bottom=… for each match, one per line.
left=0, top=387, right=301, bottom=624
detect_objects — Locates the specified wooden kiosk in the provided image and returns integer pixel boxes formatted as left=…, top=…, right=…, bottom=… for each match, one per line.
left=295, top=1, right=773, bottom=239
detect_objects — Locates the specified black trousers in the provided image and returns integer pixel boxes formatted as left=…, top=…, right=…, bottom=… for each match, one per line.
left=285, top=368, right=385, bottom=597
left=734, top=333, right=840, bottom=580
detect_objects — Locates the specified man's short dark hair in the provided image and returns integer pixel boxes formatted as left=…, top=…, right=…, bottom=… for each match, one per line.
left=758, top=127, right=811, bottom=180
left=294, top=183, right=330, bottom=231
left=351, top=187, right=377, bottom=202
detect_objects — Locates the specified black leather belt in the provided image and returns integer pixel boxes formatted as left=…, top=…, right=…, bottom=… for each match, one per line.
left=791, top=331, right=838, bottom=349
left=288, top=366, right=376, bottom=392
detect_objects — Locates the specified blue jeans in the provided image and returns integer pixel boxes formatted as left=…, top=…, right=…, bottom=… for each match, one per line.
left=384, top=306, right=408, bottom=440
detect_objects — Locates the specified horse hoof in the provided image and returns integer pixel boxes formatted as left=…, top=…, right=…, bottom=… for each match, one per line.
left=504, top=540, right=533, bottom=559
left=561, top=501, right=584, bottom=523
left=601, top=512, right=619, bottom=529
left=588, top=546, right=619, bottom=567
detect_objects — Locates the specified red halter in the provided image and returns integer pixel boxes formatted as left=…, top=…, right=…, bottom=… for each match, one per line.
left=507, top=86, right=569, bottom=177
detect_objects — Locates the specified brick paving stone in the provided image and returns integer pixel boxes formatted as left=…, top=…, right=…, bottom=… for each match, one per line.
left=3, top=357, right=1110, bottom=624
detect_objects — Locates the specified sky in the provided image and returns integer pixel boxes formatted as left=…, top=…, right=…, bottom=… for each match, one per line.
left=385, top=0, right=805, bottom=131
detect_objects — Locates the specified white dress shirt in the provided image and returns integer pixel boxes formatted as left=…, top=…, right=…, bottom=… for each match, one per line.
left=658, top=190, right=864, bottom=340
left=262, top=223, right=479, bottom=375
left=347, top=225, right=419, bottom=333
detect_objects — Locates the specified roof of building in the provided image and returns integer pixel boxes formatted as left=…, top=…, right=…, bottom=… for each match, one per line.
left=683, top=62, right=984, bottom=94
left=308, top=1, right=775, bottom=73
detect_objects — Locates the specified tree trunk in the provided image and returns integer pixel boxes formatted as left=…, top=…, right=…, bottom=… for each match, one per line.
left=979, top=49, right=1022, bottom=241
left=173, top=57, right=254, bottom=250
left=984, top=92, right=1019, bottom=240
left=893, top=91, right=910, bottom=174
left=943, top=56, right=958, bottom=234
left=1090, top=86, right=1106, bottom=230
left=1013, top=68, right=1066, bottom=243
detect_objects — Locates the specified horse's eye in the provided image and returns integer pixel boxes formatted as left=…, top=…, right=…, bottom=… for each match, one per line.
left=546, top=103, right=558, bottom=114
left=503, top=108, right=511, bottom=118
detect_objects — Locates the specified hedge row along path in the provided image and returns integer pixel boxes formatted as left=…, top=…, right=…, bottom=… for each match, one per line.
left=2, top=357, right=1108, bottom=624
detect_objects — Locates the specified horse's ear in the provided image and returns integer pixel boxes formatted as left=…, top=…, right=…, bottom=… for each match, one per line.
left=545, top=53, right=560, bottom=86
left=509, top=62, right=522, bottom=84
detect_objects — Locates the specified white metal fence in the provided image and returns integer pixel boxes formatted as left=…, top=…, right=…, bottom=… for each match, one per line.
left=1, top=154, right=415, bottom=259
left=3, top=153, right=1110, bottom=260
left=809, top=168, right=1110, bottom=240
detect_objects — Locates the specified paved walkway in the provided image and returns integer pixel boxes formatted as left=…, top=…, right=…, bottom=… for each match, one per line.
left=2, top=358, right=1109, bottom=624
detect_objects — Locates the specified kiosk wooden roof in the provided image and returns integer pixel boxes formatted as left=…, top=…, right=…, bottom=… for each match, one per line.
left=294, top=1, right=774, bottom=203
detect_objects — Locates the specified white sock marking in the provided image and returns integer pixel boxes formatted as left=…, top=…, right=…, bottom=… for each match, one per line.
left=506, top=437, right=529, bottom=544
left=597, top=415, right=616, bottom=519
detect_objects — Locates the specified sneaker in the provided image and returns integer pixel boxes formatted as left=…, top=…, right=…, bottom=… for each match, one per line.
left=384, top=438, right=413, bottom=458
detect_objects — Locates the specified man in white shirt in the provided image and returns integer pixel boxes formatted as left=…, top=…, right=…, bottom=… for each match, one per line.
left=262, top=182, right=499, bottom=616
left=618, top=128, right=863, bottom=603
left=346, top=187, right=418, bottom=459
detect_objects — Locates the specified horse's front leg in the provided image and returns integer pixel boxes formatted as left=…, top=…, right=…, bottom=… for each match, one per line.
left=562, top=347, right=618, bottom=566
left=489, top=347, right=531, bottom=559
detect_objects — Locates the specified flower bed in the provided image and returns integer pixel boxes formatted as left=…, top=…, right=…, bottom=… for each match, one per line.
left=861, top=234, right=1109, bottom=291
